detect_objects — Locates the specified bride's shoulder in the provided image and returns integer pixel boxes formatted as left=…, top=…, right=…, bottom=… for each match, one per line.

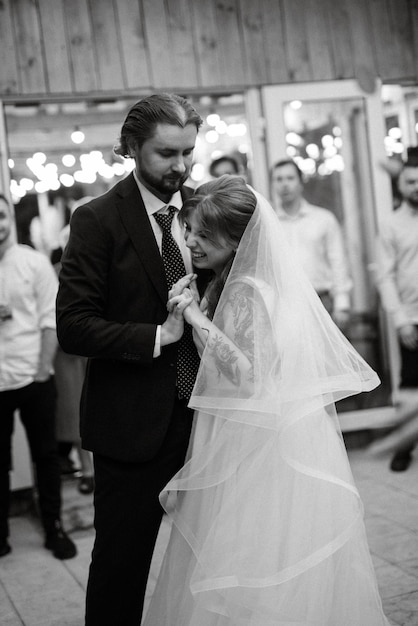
left=228, top=276, right=275, bottom=311
left=230, top=275, right=271, bottom=296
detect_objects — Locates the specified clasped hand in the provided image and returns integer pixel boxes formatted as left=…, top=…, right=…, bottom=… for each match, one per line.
left=167, top=274, right=200, bottom=323
left=160, top=274, right=198, bottom=346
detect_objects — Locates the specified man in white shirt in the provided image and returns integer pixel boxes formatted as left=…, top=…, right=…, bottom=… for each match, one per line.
left=0, top=193, right=76, bottom=559
left=377, top=160, right=418, bottom=471
left=271, top=159, right=352, bottom=330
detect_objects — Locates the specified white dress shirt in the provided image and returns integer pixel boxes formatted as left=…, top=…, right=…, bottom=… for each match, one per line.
left=376, top=202, right=418, bottom=328
left=0, top=244, right=58, bottom=391
left=275, top=199, right=352, bottom=312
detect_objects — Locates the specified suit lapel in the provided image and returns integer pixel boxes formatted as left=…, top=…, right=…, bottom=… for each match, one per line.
left=116, top=174, right=167, bottom=305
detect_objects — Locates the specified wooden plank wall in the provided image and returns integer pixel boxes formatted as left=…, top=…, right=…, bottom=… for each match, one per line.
left=0, top=0, right=417, bottom=100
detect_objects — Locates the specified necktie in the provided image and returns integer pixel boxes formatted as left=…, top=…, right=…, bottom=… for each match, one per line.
left=154, top=207, right=200, bottom=399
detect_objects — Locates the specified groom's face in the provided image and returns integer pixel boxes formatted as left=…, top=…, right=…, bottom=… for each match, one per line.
left=134, top=123, right=197, bottom=202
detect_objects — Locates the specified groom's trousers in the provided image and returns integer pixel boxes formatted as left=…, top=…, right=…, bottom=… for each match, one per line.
left=85, top=397, right=193, bottom=626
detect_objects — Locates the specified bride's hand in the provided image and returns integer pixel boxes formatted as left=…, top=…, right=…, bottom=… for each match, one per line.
left=168, top=288, right=195, bottom=319
left=168, top=274, right=197, bottom=301
left=169, top=288, right=203, bottom=326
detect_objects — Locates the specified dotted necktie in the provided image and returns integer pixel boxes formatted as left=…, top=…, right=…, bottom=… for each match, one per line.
left=154, top=207, right=200, bottom=399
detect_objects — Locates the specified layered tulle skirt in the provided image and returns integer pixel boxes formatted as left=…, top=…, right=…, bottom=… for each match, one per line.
left=143, top=406, right=390, bottom=625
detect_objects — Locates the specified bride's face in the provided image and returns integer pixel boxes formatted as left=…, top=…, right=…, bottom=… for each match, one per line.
left=184, top=212, right=235, bottom=276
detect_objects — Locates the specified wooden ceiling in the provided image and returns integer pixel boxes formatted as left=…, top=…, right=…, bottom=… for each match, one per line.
left=1, top=0, right=417, bottom=101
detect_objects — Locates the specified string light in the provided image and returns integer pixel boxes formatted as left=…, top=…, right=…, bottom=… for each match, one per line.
left=9, top=102, right=251, bottom=199
left=33, top=152, right=47, bottom=164
left=71, top=128, right=85, bottom=144
left=205, top=130, right=219, bottom=143
left=62, top=154, right=76, bottom=167
left=19, top=178, right=34, bottom=191
left=206, top=113, right=220, bottom=127
left=191, top=163, right=204, bottom=182
left=60, top=174, right=74, bottom=187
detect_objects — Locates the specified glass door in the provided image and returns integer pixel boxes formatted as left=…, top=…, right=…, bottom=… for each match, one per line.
left=261, top=80, right=397, bottom=430
left=0, top=102, right=12, bottom=201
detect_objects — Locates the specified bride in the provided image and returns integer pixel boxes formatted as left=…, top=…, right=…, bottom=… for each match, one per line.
left=143, top=175, right=390, bottom=625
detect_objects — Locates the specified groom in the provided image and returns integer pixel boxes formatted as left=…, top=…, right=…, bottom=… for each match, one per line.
left=56, top=93, right=205, bottom=625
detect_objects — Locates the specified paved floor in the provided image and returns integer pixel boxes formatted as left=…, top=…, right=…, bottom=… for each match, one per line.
left=0, top=446, right=417, bottom=626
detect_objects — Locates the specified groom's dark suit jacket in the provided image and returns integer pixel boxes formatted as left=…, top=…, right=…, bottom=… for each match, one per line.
left=56, top=172, right=202, bottom=463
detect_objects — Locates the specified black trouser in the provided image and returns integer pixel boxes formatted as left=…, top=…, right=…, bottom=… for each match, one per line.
left=0, top=378, right=61, bottom=541
left=85, top=397, right=193, bottom=626
left=395, top=335, right=418, bottom=456
left=400, top=332, right=418, bottom=388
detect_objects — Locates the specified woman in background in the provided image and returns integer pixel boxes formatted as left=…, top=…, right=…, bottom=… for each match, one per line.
left=52, top=199, right=94, bottom=494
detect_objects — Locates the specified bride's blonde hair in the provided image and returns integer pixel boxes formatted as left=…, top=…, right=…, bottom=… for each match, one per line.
left=180, top=175, right=257, bottom=318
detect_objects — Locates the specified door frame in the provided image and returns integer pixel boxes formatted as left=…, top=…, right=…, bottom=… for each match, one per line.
left=0, top=101, right=12, bottom=201
left=260, top=80, right=397, bottom=431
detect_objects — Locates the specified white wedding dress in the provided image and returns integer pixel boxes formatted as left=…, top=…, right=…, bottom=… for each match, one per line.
left=143, top=190, right=390, bottom=625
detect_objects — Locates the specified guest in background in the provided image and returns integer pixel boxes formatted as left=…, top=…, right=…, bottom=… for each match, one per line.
left=54, top=350, right=93, bottom=493
left=209, top=154, right=240, bottom=178
left=0, top=193, right=76, bottom=560
left=271, top=159, right=352, bottom=330
left=52, top=198, right=94, bottom=493
left=376, top=159, right=418, bottom=471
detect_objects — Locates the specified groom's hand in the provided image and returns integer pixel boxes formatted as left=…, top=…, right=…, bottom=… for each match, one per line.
left=167, top=289, right=194, bottom=318
left=160, top=309, right=185, bottom=346
left=168, top=289, right=202, bottom=327
left=161, top=286, right=197, bottom=346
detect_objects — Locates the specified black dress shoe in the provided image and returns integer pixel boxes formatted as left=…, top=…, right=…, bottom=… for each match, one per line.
left=390, top=450, right=413, bottom=472
left=78, top=475, right=94, bottom=495
left=0, top=539, right=12, bottom=557
left=59, top=455, right=78, bottom=475
left=45, top=521, right=77, bottom=559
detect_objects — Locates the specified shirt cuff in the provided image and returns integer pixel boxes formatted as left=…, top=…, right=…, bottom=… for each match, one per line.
left=153, top=325, right=161, bottom=358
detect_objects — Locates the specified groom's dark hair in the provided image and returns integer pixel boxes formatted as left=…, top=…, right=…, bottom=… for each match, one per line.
left=114, top=93, right=202, bottom=158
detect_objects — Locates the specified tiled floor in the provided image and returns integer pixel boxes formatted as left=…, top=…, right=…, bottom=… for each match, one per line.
left=0, top=447, right=417, bottom=626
